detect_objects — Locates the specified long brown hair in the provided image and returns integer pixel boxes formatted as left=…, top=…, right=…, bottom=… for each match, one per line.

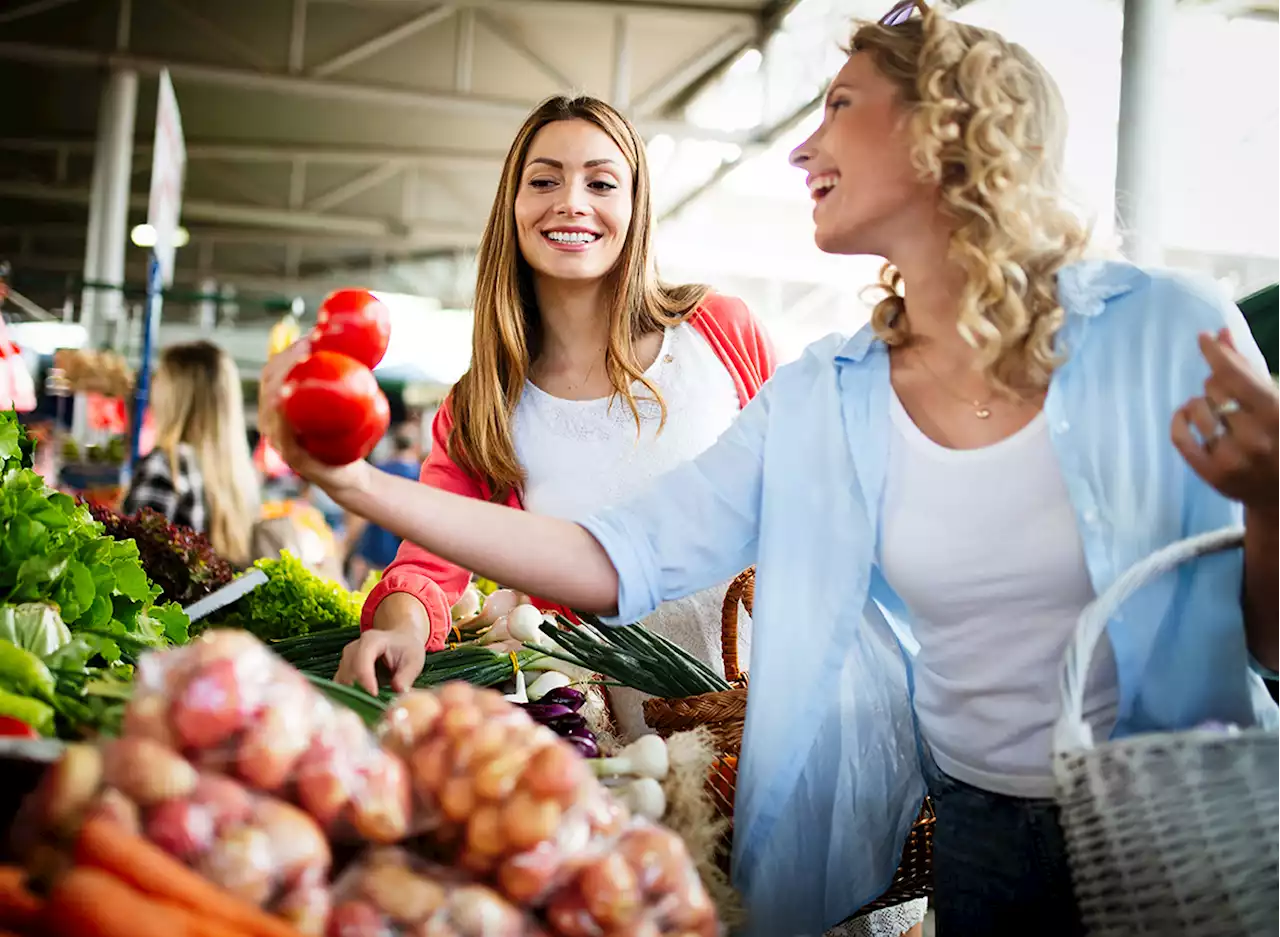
left=151, top=341, right=260, bottom=564
left=449, top=95, right=709, bottom=501
left=852, top=10, right=1090, bottom=395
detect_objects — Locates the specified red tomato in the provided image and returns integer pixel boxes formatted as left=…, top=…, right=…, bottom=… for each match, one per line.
left=309, top=288, right=391, bottom=370
left=281, top=351, right=382, bottom=440
left=0, top=716, right=38, bottom=738
left=298, top=387, right=390, bottom=466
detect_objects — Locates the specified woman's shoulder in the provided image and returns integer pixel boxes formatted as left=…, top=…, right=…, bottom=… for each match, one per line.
left=1059, top=258, right=1244, bottom=334
left=687, top=292, right=755, bottom=334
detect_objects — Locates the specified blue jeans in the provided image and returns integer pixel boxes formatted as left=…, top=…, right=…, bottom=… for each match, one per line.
left=922, top=752, right=1084, bottom=937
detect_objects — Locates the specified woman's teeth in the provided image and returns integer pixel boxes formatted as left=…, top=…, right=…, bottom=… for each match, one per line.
left=545, top=231, right=600, bottom=244
left=808, top=175, right=839, bottom=200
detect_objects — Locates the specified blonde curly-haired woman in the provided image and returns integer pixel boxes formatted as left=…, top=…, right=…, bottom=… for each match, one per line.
left=260, top=2, right=1278, bottom=933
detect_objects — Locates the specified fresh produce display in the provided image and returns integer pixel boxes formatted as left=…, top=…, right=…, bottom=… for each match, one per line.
left=526, top=616, right=730, bottom=700
left=5, top=816, right=315, bottom=937
left=208, top=551, right=363, bottom=641
left=516, top=686, right=599, bottom=759
left=327, top=848, right=546, bottom=937
left=281, top=298, right=392, bottom=467
left=273, top=628, right=542, bottom=693
left=123, top=630, right=411, bottom=844
left=87, top=505, right=237, bottom=607
left=7, top=632, right=721, bottom=937
left=15, top=739, right=332, bottom=932
left=542, top=823, right=717, bottom=937
left=377, top=682, right=717, bottom=936
left=0, top=411, right=190, bottom=663
left=308, top=289, right=392, bottom=372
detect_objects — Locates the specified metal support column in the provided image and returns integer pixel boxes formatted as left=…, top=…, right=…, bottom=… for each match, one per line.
left=97, top=68, right=137, bottom=328
left=74, top=67, right=137, bottom=440
left=1114, top=0, right=1173, bottom=265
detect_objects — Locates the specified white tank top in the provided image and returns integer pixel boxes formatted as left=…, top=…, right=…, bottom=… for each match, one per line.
left=512, top=323, right=748, bottom=739
left=880, top=391, right=1118, bottom=798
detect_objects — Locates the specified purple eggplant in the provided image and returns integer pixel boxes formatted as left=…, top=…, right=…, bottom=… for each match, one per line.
left=520, top=702, right=576, bottom=724
left=538, top=686, right=586, bottom=712
left=563, top=728, right=600, bottom=758
left=545, top=712, right=587, bottom=735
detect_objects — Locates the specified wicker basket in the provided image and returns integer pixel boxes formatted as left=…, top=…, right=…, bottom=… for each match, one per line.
left=1053, top=528, right=1279, bottom=936
left=642, top=569, right=935, bottom=918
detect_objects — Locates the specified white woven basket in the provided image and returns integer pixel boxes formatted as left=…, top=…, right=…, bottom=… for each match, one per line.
left=1052, top=527, right=1279, bottom=936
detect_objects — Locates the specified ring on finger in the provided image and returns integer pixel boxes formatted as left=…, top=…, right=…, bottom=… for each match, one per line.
left=1212, top=397, right=1242, bottom=419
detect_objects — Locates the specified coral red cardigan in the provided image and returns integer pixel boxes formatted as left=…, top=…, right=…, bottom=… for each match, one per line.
left=359, top=294, right=778, bottom=650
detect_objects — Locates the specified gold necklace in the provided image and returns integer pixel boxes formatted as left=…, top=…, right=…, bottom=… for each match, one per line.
left=914, top=349, right=995, bottom=419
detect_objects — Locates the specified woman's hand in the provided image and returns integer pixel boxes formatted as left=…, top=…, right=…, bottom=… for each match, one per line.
left=1172, top=329, right=1279, bottom=515
left=335, top=627, right=427, bottom=695
left=258, top=340, right=373, bottom=502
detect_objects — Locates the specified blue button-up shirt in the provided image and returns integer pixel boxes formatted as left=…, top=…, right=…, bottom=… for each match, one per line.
left=582, top=260, right=1279, bottom=936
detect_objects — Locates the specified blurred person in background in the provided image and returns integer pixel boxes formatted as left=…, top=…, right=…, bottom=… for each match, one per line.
left=332, top=94, right=777, bottom=745
left=260, top=3, right=1277, bottom=934
left=124, top=341, right=260, bottom=567
left=343, top=425, right=423, bottom=587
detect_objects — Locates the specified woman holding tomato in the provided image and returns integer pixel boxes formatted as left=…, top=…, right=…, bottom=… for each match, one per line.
left=330, top=95, right=776, bottom=739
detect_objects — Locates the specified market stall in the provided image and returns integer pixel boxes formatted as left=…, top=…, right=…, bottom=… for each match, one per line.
left=0, top=405, right=741, bottom=937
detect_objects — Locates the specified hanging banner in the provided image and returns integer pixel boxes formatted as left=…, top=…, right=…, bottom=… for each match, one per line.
left=147, top=70, right=187, bottom=288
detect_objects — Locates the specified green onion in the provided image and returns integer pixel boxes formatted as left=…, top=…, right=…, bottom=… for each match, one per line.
left=528, top=618, right=730, bottom=699
left=304, top=673, right=387, bottom=726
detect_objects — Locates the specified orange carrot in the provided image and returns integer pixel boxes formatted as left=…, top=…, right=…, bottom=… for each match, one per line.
left=43, top=866, right=193, bottom=937
left=43, top=866, right=256, bottom=937
left=72, top=817, right=304, bottom=937
left=0, top=864, right=41, bottom=930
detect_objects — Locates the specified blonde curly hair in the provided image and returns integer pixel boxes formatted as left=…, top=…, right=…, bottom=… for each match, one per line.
left=852, top=8, right=1090, bottom=395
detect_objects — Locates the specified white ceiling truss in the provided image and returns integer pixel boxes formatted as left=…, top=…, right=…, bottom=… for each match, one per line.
left=0, top=0, right=815, bottom=316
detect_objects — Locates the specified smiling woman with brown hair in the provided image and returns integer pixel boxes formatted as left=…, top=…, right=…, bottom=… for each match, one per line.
left=338, top=95, right=776, bottom=739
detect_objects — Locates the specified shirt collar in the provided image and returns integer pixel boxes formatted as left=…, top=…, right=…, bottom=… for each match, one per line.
left=832, top=258, right=1144, bottom=366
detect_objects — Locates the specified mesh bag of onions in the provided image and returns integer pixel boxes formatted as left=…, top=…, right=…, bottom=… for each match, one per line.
left=379, top=684, right=719, bottom=936
left=123, top=629, right=412, bottom=844
left=14, top=738, right=334, bottom=934
left=328, top=846, right=549, bottom=937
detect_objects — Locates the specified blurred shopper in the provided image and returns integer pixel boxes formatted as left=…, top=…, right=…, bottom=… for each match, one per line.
left=124, top=341, right=260, bottom=566
left=343, top=425, right=422, bottom=587
left=335, top=94, right=777, bottom=742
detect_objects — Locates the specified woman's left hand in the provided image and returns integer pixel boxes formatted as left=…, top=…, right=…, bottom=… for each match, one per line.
left=1172, top=329, right=1279, bottom=516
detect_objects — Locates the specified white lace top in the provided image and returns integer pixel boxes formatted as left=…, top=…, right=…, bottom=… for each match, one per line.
left=512, top=323, right=750, bottom=739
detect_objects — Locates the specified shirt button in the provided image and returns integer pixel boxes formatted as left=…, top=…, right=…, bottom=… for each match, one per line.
left=1083, top=509, right=1098, bottom=524
left=1056, top=420, right=1070, bottom=433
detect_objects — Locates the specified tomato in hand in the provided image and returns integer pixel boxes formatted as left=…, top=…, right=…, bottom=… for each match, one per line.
left=0, top=715, right=39, bottom=738
left=300, top=388, right=390, bottom=466
left=309, top=288, right=391, bottom=370
left=281, top=351, right=381, bottom=438
left=280, top=351, right=390, bottom=466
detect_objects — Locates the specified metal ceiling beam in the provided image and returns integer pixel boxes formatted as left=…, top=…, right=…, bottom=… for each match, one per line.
left=0, top=40, right=541, bottom=119
left=312, top=0, right=759, bottom=27
left=474, top=10, right=577, bottom=92
left=659, top=88, right=822, bottom=221
left=289, top=0, right=308, bottom=72
left=0, top=180, right=394, bottom=236
left=156, top=0, right=275, bottom=70
left=310, top=3, right=456, bottom=78
left=304, top=162, right=403, bottom=212
left=0, top=0, right=82, bottom=27
left=0, top=136, right=506, bottom=169
left=0, top=221, right=478, bottom=249
left=0, top=41, right=750, bottom=142
left=629, top=26, right=754, bottom=115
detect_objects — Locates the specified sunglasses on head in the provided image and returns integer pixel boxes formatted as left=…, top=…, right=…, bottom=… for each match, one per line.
left=879, top=0, right=929, bottom=26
